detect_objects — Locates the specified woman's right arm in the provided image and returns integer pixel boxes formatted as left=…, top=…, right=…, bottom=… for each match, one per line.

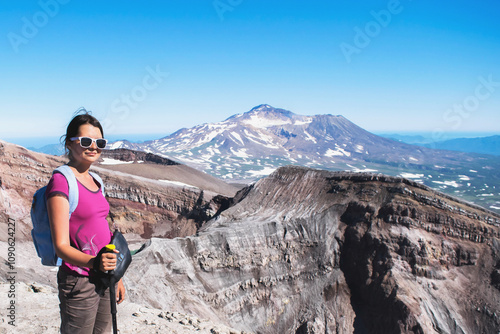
left=47, top=194, right=116, bottom=271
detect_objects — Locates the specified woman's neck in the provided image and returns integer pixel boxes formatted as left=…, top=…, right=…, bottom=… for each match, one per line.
left=67, top=161, right=92, bottom=175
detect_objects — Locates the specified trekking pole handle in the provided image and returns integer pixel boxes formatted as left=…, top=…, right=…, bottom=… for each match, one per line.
left=105, top=243, right=118, bottom=334
left=104, top=244, right=116, bottom=275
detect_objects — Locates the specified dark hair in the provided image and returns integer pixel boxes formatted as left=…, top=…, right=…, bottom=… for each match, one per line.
left=62, top=108, right=104, bottom=157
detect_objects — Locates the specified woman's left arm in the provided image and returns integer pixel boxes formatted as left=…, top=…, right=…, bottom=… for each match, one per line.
left=116, top=279, right=126, bottom=304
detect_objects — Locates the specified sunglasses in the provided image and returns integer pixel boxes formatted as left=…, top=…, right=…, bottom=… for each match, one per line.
left=70, top=137, right=108, bottom=149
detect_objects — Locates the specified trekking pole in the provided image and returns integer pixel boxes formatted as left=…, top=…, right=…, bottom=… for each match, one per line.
left=109, top=275, right=118, bottom=334
left=104, top=244, right=119, bottom=334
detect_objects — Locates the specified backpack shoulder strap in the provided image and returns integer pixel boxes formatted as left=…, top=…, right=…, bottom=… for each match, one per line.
left=54, top=165, right=79, bottom=214
left=89, top=171, right=105, bottom=196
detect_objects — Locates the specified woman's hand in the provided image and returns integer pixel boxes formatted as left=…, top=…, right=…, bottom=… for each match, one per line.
left=99, top=249, right=118, bottom=272
left=116, top=279, right=126, bottom=304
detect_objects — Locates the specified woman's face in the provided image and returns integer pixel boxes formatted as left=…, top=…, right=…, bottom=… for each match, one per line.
left=67, top=123, right=104, bottom=166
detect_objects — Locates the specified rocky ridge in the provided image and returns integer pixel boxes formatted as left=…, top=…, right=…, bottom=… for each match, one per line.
left=0, top=140, right=233, bottom=241
left=98, top=148, right=239, bottom=197
left=1, top=140, right=500, bottom=333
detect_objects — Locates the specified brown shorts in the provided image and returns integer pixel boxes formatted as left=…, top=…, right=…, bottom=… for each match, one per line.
left=57, top=269, right=111, bottom=334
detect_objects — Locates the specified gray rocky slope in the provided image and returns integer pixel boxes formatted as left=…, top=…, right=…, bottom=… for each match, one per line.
left=127, top=166, right=500, bottom=333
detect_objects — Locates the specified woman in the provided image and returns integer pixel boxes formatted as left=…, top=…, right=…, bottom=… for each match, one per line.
left=46, top=111, right=125, bottom=333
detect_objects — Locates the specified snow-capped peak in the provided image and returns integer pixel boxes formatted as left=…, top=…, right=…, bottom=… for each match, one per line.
left=251, top=104, right=274, bottom=112
left=241, top=113, right=292, bottom=129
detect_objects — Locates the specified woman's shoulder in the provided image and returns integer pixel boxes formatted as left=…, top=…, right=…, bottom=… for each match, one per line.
left=52, top=170, right=71, bottom=184
left=46, top=171, right=70, bottom=198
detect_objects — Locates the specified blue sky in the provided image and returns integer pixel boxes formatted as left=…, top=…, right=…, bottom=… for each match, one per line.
left=1, top=0, right=499, bottom=147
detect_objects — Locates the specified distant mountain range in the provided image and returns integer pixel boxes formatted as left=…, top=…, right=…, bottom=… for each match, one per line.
left=108, top=104, right=484, bottom=178
left=382, top=134, right=500, bottom=156
left=107, top=104, right=500, bottom=213
left=28, top=143, right=65, bottom=156
left=423, top=135, right=500, bottom=156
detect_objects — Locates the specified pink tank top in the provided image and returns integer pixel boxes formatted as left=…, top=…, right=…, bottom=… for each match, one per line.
left=46, top=172, right=111, bottom=276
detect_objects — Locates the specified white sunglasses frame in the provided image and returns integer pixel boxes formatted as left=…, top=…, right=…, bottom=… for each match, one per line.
left=70, top=137, right=108, bottom=149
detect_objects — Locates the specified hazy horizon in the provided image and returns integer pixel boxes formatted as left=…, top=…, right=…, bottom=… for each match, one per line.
left=4, top=129, right=499, bottom=151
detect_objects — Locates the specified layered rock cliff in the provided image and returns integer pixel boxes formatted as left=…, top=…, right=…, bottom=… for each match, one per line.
left=126, top=166, right=500, bottom=333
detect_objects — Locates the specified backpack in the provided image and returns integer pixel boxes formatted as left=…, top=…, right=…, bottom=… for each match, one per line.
left=30, top=165, right=105, bottom=266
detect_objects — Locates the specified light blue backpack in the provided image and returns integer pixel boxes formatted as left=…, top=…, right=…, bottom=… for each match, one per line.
left=30, top=165, right=104, bottom=266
